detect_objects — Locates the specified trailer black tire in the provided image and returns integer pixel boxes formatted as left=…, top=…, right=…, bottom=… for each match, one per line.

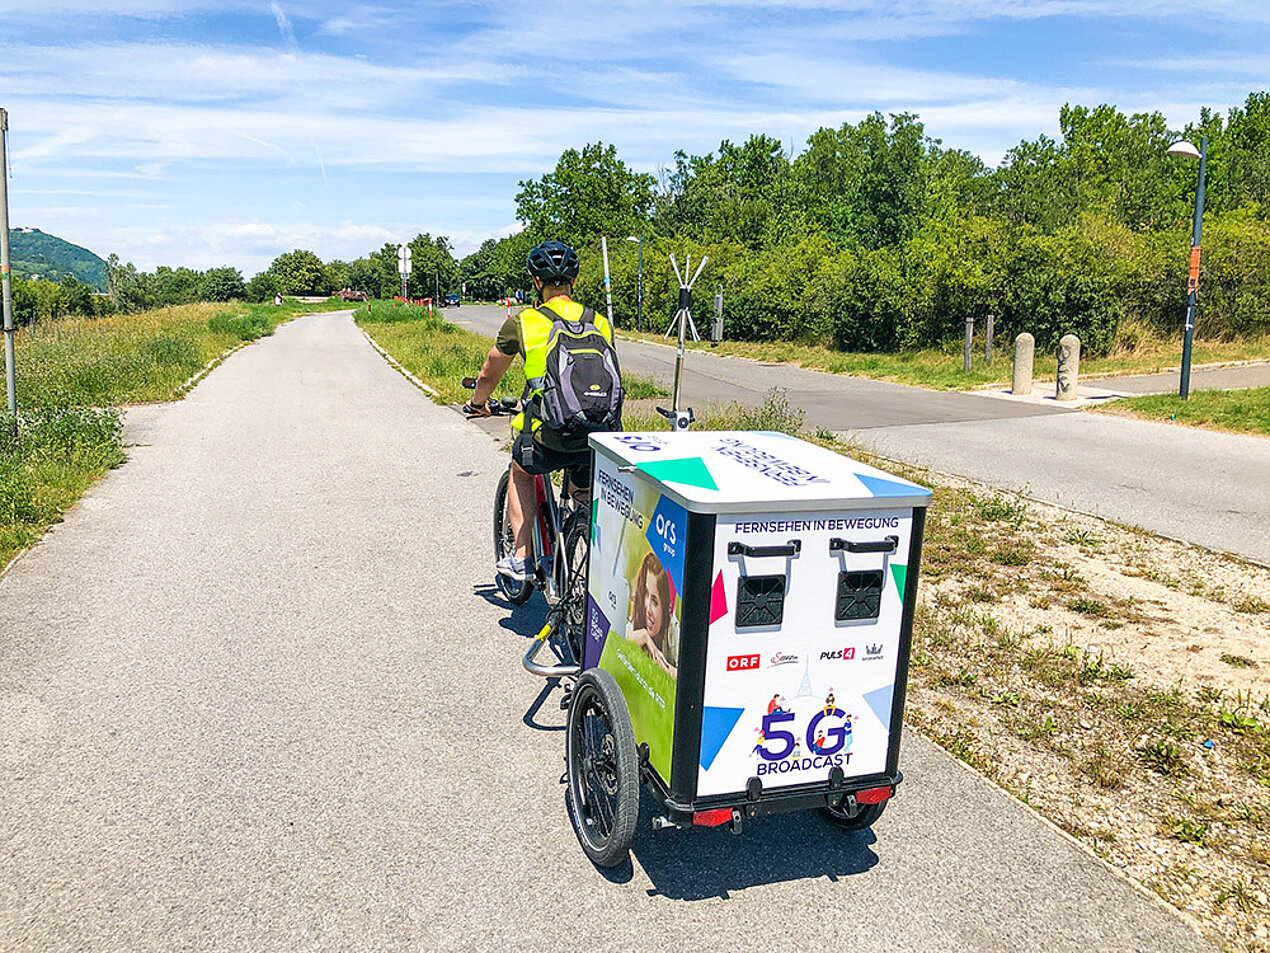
left=823, top=799, right=886, bottom=832
left=493, top=469, right=533, bottom=605
left=566, top=669, right=639, bottom=868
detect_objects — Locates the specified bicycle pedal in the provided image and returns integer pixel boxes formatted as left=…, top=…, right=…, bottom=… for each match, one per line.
left=559, top=688, right=573, bottom=710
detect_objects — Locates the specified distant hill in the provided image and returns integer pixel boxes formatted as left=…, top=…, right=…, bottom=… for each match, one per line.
left=9, top=228, right=108, bottom=290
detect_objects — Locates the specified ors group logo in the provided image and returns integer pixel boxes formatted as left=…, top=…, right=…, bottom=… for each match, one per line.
left=820, top=647, right=856, bottom=661
left=726, top=653, right=761, bottom=672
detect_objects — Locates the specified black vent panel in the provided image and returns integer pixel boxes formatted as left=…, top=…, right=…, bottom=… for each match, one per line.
left=836, top=570, right=883, bottom=621
left=736, top=575, right=786, bottom=628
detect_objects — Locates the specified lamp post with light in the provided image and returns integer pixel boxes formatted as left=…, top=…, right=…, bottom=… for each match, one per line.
left=626, top=235, right=643, bottom=331
left=1167, top=136, right=1206, bottom=400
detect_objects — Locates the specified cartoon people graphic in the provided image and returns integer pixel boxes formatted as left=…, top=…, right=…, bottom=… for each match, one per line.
left=790, top=740, right=802, bottom=761
left=625, top=551, right=677, bottom=678
left=767, top=694, right=788, bottom=715
left=811, top=730, right=828, bottom=754
left=842, top=713, right=854, bottom=751
left=823, top=689, right=836, bottom=716
left=750, top=728, right=765, bottom=759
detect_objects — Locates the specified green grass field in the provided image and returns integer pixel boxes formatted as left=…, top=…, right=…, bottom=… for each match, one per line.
left=1, top=298, right=345, bottom=568
left=355, top=300, right=667, bottom=404
left=1095, top=387, right=1270, bottom=436
left=619, top=330, right=1270, bottom=392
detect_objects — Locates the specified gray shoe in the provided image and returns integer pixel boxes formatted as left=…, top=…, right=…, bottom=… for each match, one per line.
left=496, top=555, right=533, bottom=582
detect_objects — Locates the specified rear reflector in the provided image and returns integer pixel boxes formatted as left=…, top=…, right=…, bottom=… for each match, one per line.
left=855, top=786, right=893, bottom=805
left=692, top=808, right=734, bottom=827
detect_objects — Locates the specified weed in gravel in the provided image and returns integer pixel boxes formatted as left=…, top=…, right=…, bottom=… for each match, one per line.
left=991, top=691, right=1021, bottom=707
left=1080, top=745, right=1127, bottom=789
left=990, top=541, right=1034, bottom=566
left=1163, top=814, right=1209, bottom=846
left=1216, top=879, right=1258, bottom=914
left=1069, top=597, right=1112, bottom=618
left=1219, top=708, right=1264, bottom=735
left=1064, top=527, right=1103, bottom=550
left=1220, top=653, right=1257, bottom=668
left=1020, top=714, right=1058, bottom=740
left=974, top=493, right=1029, bottom=527
left=1139, top=740, right=1186, bottom=775
left=1197, top=686, right=1226, bottom=706
left=1079, top=651, right=1136, bottom=685
left=1116, top=703, right=1143, bottom=721
left=1232, top=595, right=1269, bottom=614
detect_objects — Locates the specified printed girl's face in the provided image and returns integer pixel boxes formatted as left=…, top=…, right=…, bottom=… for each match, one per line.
left=642, top=576, right=663, bottom=638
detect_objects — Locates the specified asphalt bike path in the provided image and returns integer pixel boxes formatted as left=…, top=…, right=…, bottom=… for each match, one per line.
left=455, top=305, right=1270, bottom=564
left=0, top=311, right=1212, bottom=951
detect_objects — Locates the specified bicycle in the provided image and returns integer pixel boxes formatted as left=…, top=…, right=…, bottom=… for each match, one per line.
left=462, top=377, right=640, bottom=866
left=460, top=378, right=590, bottom=675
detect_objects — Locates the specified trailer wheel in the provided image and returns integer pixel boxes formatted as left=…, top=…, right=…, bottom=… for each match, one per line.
left=566, top=669, right=638, bottom=867
left=823, top=800, right=887, bottom=832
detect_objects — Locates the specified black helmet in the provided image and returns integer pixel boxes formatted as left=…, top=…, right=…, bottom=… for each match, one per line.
left=526, top=239, right=579, bottom=283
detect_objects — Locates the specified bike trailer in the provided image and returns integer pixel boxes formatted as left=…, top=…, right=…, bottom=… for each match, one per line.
left=583, top=430, right=931, bottom=830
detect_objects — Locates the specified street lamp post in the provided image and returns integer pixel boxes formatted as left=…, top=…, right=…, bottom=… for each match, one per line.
left=1168, top=136, right=1207, bottom=400
left=625, top=235, right=643, bottom=331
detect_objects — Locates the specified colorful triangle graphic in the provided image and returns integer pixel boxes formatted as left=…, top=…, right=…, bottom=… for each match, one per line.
left=709, top=570, right=729, bottom=626
left=855, top=473, right=925, bottom=498
left=863, top=684, right=894, bottom=731
left=638, top=456, right=718, bottom=491
left=891, top=563, right=908, bottom=600
left=700, top=706, right=746, bottom=771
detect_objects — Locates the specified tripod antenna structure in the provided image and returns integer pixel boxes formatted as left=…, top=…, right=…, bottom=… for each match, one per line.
left=660, top=252, right=708, bottom=429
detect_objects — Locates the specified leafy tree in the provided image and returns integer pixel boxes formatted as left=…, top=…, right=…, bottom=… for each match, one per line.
left=199, top=267, right=246, bottom=302
left=515, top=142, right=655, bottom=244
left=245, top=270, right=280, bottom=303
left=268, top=249, right=328, bottom=295
left=793, top=112, right=931, bottom=248
left=151, top=266, right=201, bottom=306
left=105, top=254, right=151, bottom=313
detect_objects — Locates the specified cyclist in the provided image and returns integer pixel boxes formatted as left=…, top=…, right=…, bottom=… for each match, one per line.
left=464, top=239, right=617, bottom=581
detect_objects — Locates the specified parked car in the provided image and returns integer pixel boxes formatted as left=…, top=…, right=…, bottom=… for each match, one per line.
left=444, top=293, right=461, bottom=307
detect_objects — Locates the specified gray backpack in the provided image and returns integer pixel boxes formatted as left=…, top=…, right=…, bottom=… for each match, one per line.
left=531, top=306, right=624, bottom=438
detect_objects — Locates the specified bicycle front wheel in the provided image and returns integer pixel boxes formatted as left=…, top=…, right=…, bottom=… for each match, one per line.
left=493, top=469, right=533, bottom=605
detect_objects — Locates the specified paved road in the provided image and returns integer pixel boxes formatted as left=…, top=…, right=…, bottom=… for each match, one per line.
left=455, top=305, right=1270, bottom=564
left=0, top=311, right=1212, bottom=951
left=1099, top=361, right=1270, bottom=395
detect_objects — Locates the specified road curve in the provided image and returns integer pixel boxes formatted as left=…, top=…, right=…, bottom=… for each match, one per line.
left=0, top=311, right=1212, bottom=951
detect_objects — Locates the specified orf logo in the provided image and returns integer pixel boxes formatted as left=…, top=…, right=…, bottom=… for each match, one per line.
left=727, top=654, right=761, bottom=672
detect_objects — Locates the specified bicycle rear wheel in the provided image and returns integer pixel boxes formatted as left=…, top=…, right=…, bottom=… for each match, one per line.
left=493, top=469, right=533, bottom=605
left=561, top=514, right=590, bottom=664
left=565, top=669, right=639, bottom=868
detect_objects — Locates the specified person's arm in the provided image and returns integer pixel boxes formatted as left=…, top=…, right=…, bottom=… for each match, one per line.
left=466, top=346, right=513, bottom=415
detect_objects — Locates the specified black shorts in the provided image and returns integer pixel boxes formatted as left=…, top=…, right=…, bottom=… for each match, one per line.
left=513, top=429, right=592, bottom=487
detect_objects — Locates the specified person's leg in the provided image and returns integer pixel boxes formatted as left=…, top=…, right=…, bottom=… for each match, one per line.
left=509, top=459, right=537, bottom=558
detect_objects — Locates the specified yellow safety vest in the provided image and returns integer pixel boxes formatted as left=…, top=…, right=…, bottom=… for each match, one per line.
left=513, top=299, right=615, bottom=437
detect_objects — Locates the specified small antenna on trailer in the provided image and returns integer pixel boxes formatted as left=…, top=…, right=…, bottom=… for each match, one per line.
left=656, top=252, right=708, bottom=431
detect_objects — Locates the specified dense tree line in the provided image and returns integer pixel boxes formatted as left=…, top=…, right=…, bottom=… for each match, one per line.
left=465, top=94, right=1270, bottom=354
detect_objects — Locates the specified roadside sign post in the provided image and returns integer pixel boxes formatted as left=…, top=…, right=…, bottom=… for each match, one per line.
left=626, top=235, right=643, bottom=331
left=397, top=244, right=412, bottom=300
left=712, top=284, right=724, bottom=346
left=0, top=108, right=16, bottom=436
left=601, top=236, right=614, bottom=327
left=963, top=316, right=974, bottom=373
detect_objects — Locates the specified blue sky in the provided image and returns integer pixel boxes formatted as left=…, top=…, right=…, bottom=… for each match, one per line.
left=2, top=0, right=1267, bottom=276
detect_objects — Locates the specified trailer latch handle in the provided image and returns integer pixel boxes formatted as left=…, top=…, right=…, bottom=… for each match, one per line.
left=728, top=539, right=801, bottom=558
left=829, top=535, right=898, bottom=555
